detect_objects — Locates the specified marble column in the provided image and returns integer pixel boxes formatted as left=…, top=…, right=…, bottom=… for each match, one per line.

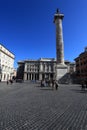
left=54, top=9, right=67, bottom=81
left=39, top=74, right=42, bottom=80
left=54, top=9, right=64, bottom=64
left=24, top=73, right=27, bottom=80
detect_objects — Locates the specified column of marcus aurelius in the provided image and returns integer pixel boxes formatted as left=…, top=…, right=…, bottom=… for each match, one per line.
left=54, top=9, right=68, bottom=81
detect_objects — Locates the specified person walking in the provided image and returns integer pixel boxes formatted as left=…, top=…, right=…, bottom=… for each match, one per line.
left=55, top=81, right=59, bottom=90
left=52, top=80, right=55, bottom=90
left=81, top=81, right=85, bottom=90
left=7, top=80, right=9, bottom=85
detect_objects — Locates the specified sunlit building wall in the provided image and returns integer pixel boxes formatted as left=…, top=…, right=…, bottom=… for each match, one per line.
left=0, top=44, right=15, bottom=81
left=75, top=47, right=87, bottom=81
left=17, top=58, right=75, bottom=81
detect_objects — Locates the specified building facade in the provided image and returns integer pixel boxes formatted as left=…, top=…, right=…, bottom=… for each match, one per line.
left=17, top=58, right=56, bottom=81
left=0, top=44, right=15, bottom=81
left=74, top=47, right=87, bottom=81
left=17, top=58, right=75, bottom=81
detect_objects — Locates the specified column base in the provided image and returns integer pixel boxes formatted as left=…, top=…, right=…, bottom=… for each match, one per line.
left=55, top=63, right=68, bottom=82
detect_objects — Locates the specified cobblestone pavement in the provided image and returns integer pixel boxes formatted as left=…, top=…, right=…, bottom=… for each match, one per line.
left=0, top=82, right=87, bottom=130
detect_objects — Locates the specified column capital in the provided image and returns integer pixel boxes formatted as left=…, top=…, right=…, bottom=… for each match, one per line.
left=54, top=9, right=64, bottom=23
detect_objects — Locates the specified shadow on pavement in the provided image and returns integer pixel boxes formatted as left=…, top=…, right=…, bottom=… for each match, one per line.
left=70, top=89, right=87, bottom=93
left=40, top=88, right=54, bottom=91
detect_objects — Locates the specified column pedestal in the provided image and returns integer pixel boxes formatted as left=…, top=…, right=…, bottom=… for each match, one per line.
left=56, top=64, right=68, bottom=81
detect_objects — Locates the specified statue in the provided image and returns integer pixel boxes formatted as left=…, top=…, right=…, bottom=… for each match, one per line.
left=56, top=8, right=60, bottom=13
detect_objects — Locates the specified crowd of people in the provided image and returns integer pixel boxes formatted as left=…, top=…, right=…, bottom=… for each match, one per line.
left=7, top=79, right=13, bottom=85
left=81, top=80, right=87, bottom=90
left=41, top=79, right=59, bottom=90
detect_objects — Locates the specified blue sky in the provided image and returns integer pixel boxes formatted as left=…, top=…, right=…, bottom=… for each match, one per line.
left=0, top=0, right=87, bottom=68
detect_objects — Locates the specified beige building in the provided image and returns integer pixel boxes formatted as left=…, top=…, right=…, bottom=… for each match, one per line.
left=74, top=47, right=87, bottom=81
left=17, top=58, right=75, bottom=82
left=0, top=44, right=15, bottom=81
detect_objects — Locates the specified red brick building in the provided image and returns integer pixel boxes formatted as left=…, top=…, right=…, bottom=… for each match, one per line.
left=75, top=47, right=87, bottom=81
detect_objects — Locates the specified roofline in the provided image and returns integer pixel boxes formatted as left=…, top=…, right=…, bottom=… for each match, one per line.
left=0, top=43, right=15, bottom=56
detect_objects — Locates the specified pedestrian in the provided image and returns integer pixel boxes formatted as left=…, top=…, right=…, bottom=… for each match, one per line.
left=52, top=80, right=55, bottom=90
left=41, top=80, right=43, bottom=87
left=7, top=80, right=9, bottom=85
left=9, top=79, right=13, bottom=84
left=85, top=80, right=87, bottom=88
left=10, top=79, right=13, bottom=84
left=81, top=81, right=85, bottom=90
left=55, top=81, right=58, bottom=90
left=48, top=80, right=50, bottom=87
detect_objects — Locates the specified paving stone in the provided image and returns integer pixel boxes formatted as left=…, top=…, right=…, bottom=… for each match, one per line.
left=0, top=82, right=87, bottom=129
